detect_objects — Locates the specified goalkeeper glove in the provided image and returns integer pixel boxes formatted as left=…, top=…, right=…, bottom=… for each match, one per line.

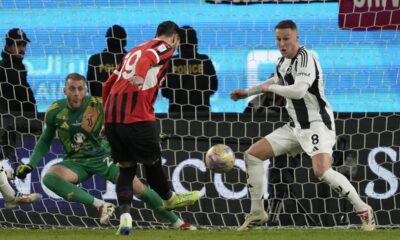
left=160, top=132, right=173, bottom=142
left=16, top=164, right=33, bottom=179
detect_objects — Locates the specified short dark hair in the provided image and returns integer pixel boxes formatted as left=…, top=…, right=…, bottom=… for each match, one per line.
left=275, top=20, right=297, bottom=30
left=65, top=73, right=86, bottom=84
left=155, top=21, right=179, bottom=37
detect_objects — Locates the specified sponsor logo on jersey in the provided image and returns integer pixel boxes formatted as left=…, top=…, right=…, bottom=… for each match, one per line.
left=74, top=132, right=85, bottom=143
left=72, top=120, right=81, bottom=126
left=298, top=72, right=311, bottom=77
left=157, top=44, right=168, bottom=53
left=72, top=132, right=86, bottom=151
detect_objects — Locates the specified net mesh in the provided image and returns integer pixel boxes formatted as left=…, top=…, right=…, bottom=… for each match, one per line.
left=0, top=0, right=399, bottom=229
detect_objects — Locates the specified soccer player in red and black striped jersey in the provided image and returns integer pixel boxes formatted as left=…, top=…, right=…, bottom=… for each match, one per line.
left=102, top=21, right=201, bottom=235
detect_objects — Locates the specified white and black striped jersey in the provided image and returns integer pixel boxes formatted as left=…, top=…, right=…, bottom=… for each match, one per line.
left=268, top=46, right=335, bottom=130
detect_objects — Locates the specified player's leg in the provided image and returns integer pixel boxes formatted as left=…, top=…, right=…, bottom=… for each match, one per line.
left=142, top=153, right=201, bottom=210
left=81, top=156, right=117, bottom=224
left=238, top=124, right=300, bottom=231
left=0, top=160, right=41, bottom=209
left=303, top=122, right=375, bottom=231
left=42, top=161, right=115, bottom=224
left=101, top=157, right=196, bottom=230
left=123, top=121, right=201, bottom=210
left=312, top=154, right=375, bottom=231
left=105, top=123, right=135, bottom=235
left=115, top=161, right=136, bottom=235
left=0, top=160, right=16, bottom=203
left=132, top=177, right=196, bottom=230
left=237, top=138, right=271, bottom=231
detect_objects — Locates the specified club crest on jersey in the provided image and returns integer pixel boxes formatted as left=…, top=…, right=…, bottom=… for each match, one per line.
left=82, top=106, right=99, bottom=133
left=286, top=65, right=292, bottom=74
left=85, top=114, right=94, bottom=128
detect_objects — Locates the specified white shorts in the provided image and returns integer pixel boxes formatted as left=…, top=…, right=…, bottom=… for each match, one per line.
left=265, top=122, right=336, bottom=157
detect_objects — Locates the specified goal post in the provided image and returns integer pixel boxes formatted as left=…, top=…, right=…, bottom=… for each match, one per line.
left=1, top=112, right=399, bottom=228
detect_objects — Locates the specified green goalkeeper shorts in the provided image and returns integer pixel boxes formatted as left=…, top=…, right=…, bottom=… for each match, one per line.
left=56, top=155, right=119, bottom=184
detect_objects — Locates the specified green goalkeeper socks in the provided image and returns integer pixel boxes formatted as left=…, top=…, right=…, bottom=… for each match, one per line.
left=43, top=172, right=180, bottom=224
left=43, top=173, right=94, bottom=205
left=138, top=186, right=179, bottom=224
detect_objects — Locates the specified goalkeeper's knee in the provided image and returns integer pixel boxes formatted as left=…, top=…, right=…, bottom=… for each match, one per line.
left=42, top=173, right=59, bottom=191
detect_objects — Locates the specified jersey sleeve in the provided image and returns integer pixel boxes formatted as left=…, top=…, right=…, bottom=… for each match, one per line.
left=268, top=80, right=309, bottom=100
left=28, top=103, right=58, bottom=168
left=295, top=51, right=316, bottom=86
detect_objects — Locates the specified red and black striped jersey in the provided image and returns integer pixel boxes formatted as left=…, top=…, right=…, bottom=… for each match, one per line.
left=102, top=39, right=174, bottom=123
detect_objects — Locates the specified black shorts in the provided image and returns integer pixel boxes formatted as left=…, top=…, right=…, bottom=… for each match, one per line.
left=105, top=122, right=161, bottom=165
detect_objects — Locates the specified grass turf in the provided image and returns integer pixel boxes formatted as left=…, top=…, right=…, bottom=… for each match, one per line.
left=0, top=228, right=399, bottom=240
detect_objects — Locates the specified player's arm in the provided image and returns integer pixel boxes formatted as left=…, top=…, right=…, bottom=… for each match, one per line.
left=264, top=80, right=309, bottom=100
left=28, top=122, right=56, bottom=167
left=16, top=106, right=57, bottom=179
left=133, top=43, right=175, bottom=88
left=265, top=53, right=315, bottom=100
left=230, top=74, right=278, bottom=101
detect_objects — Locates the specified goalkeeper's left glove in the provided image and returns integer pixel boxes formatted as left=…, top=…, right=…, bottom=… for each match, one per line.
left=16, top=164, right=33, bottom=179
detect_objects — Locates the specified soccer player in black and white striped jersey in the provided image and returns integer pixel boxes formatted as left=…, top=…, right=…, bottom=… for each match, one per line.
left=231, top=20, right=375, bottom=231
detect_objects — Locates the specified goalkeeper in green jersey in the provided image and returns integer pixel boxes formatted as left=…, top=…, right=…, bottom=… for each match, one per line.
left=16, top=73, right=195, bottom=229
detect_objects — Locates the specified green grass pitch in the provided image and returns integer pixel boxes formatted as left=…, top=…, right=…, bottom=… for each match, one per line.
left=0, top=228, right=399, bottom=240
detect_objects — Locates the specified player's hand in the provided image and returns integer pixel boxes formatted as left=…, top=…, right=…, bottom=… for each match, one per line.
left=170, top=33, right=180, bottom=50
left=16, top=164, right=33, bottom=179
left=261, top=81, right=273, bottom=93
left=128, top=76, right=144, bottom=88
left=230, top=89, right=248, bottom=101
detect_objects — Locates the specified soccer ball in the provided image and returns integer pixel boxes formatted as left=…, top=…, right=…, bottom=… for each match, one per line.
left=205, top=144, right=235, bottom=173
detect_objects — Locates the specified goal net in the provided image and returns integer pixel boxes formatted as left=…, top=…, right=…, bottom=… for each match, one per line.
left=0, top=0, right=399, bottom=229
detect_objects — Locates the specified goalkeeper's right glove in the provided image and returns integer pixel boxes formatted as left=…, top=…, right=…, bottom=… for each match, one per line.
left=16, top=164, right=33, bottom=179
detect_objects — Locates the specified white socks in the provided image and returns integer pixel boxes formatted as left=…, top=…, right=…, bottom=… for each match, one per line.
left=319, top=168, right=368, bottom=212
left=172, top=218, right=184, bottom=228
left=0, top=163, right=16, bottom=202
left=244, top=152, right=265, bottom=214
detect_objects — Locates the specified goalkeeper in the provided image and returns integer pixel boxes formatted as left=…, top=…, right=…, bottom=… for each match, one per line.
left=16, top=73, right=195, bottom=229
